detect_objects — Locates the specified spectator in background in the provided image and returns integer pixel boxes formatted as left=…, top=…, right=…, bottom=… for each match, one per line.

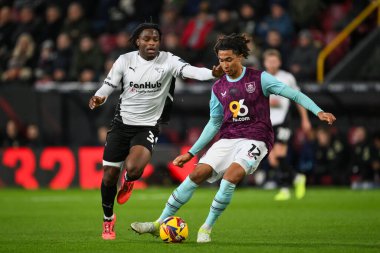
left=35, top=40, right=55, bottom=84
left=237, top=0, right=267, bottom=21
left=289, top=0, right=323, bottom=30
left=213, top=7, right=239, bottom=36
left=162, top=32, right=190, bottom=62
left=12, top=6, right=42, bottom=44
left=133, top=0, right=163, bottom=24
left=108, top=30, right=133, bottom=60
left=370, top=132, right=380, bottom=185
left=238, top=2, right=258, bottom=36
left=106, top=0, right=137, bottom=34
left=99, top=57, right=115, bottom=82
left=159, top=3, right=185, bottom=37
left=243, top=35, right=261, bottom=68
left=61, top=2, right=89, bottom=45
left=70, top=35, right=103, bottom=82
left=52, top=33, right=73, bottom=82
left=2, top=33, right=35, bottom=83
left=349, top=127, right=372, bottom=189
left=25, top=123, right=42, bottom=147
left=261, top=29, right=289, bottom=66
left=2, top=120, right=23, bottom=147
left=181, top=2, right=214, bottom=64
left=298, top=129, right=316, bottom=175
left=257, top=2, right=293, bottom=42
left=0, top=6, right=16, bottom=73
left=39, top=4, right=62, bottom=43
left=288, top=30, right=319, bottom=82
left=92, top=0, right=119, bottom=34
left=314, top=126, right=348, bottom=185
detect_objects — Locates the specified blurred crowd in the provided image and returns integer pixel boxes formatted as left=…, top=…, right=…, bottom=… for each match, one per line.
left=1, top=0, right=379, bottom=188
left=0, top=0, right=376, bottom=85
left=2, top=118, right=380, bottom=188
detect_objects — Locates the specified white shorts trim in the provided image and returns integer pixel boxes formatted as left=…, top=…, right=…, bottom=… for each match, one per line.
left=199, top=138, right=268, bottom=183
left=103, top=160, right=124, bottom=169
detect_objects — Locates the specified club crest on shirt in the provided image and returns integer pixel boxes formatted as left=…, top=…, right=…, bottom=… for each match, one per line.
left=245, top=82, right=256, bottom=93
left=154, top=67, right=164, bottom=73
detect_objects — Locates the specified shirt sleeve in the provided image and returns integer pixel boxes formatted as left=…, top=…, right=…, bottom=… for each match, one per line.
left=94, top=56, right=124, bottom=99
left=189, top=116, right=223, bottom=155
left=261, top=71, right=323, bottom=116
left=169, top=53, right=214, bottom=80
left=210, top=90, right=224, bottom=117
left=188, top=90, right=224, bottom=155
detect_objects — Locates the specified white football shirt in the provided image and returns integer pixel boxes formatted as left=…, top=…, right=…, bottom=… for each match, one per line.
left=95, top=51, right=214, bottom=126
left=269, top=70, right=299, bottom=126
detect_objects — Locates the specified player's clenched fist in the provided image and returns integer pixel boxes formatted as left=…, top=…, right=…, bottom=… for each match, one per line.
left=212, top=64, right=224, bottom=78
left=89, top=96, right=106, bottom=110
left=173, top=152, right=193, bottom=168
left=317, top=111, right=336, bottom=125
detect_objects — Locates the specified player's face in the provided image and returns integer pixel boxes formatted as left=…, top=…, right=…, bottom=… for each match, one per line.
left=264, top=55, right=281, bottom=75
left=217, top=50, right=243, bottom=79
left=137, top=29, right=160, bottom=60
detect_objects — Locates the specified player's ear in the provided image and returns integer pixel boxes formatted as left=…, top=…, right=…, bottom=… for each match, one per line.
left=136, top=39, right=140, bottom=47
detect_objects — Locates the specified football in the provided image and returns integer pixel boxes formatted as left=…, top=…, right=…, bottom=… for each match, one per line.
left=159, top=216, right=188, bottom=243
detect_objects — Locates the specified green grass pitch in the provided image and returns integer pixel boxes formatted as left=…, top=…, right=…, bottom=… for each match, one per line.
left=0, top=187, right=379, bottom=253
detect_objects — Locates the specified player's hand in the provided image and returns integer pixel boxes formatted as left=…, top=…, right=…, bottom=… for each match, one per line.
left=173, top=152, right=193, bottom=168
left=317, top=111, right=336, bottom=125
left=89, top=96, right=106, bottom=110
left=212, top=64, right=224, bottom=78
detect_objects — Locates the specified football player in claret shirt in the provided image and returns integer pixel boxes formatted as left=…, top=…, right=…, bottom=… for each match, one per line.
left=130, top=34, right=336, bottom=243
left=89, top=22, right=223, bottom=240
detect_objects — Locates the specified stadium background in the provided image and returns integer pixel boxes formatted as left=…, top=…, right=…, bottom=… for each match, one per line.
left=0, top=0, right=380, bottom=189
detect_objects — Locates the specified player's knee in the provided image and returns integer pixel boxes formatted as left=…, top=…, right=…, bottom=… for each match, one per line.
left=189, top=170, right=208, bottom=185
left=124, top=163, right=143, bottom=181
left=102, top=166, right=120, bottom=186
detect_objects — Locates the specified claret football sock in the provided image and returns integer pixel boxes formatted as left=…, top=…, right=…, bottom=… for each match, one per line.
left=158, top=176, right=198, bottom=222
left=204, top=179, right=236, bottom=228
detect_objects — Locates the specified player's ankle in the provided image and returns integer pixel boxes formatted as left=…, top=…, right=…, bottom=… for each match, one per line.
left=103, top=214, right=114, bottom=221
left=200, top=224, right=212, bottom=232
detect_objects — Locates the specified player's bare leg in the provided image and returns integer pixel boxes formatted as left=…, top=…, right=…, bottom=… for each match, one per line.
left=117, top=145, right=151, bottom=204
left=131, top=163, right=213, bottom=236
left=197, top=163, right=246, bottom=243
left=101, top=166, right=120, bottom=240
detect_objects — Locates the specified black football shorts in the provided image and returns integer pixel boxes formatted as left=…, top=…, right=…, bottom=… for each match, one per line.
left=273, top=124, right=292, bottom=144
left=103, top=120, right=159, bottom=164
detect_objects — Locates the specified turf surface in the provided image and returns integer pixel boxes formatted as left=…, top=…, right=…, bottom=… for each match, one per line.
left=0, top=187, right=379, bottom=253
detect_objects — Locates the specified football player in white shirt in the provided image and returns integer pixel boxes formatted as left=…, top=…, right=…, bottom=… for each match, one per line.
left=89, top=22, right=223, bottom=240
left=263, top=49, right=311, bottom=201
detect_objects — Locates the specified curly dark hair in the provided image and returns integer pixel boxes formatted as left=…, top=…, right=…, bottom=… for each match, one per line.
left=214, top=34, right=250, bottom=58
left=129, top=22, right=162, bottom=48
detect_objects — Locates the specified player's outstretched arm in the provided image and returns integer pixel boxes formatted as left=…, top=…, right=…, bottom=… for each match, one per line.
left=317, top=111, right=336, bottom=125
left=181, top=64, right=224, bottom=80
left=89, top=96, right=106, bottom=110
left=173, top=153, right=193, bottom=168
